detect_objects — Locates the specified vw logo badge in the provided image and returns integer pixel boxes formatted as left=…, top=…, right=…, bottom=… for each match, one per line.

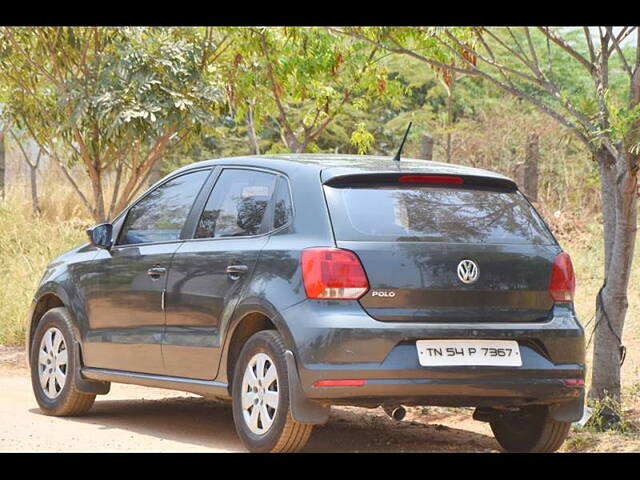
left=457, top=259, right=479, bottom=284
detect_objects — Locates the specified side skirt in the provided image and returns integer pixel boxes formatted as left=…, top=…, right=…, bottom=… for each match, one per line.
left=81, top=367, right=230, bottom=399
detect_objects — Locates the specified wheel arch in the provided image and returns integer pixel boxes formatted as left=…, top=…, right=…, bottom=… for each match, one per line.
left=223, top=311, right=277, bottom=394
left=26, top=285, right=76, bottom=367
left=219, top=299, right=297, bottom=393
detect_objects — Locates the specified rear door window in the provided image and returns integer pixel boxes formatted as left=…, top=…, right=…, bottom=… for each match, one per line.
left=324, top=185, right=555, bottom=244
left=195, top=169, right=278, bottom=238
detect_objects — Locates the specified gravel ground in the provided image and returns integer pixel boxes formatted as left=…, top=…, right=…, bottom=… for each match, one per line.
left=0, top=347, right=500, bottom=452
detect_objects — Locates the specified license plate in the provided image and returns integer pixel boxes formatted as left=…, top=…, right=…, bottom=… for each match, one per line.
left=416, top=339, right=522, bottom=367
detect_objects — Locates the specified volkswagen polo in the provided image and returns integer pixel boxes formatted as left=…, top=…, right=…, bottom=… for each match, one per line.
left=26, top=154, right=585, bottom=452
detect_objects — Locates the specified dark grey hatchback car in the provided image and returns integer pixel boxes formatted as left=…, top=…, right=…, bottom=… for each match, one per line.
left=26, top=154, right=585, bottom=452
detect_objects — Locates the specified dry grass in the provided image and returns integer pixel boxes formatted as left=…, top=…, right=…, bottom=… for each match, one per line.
left=0, top=190, right=90, bottom=346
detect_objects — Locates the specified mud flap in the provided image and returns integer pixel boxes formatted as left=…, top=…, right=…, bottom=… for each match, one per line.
left=74, top=346, right=110, bottom=395
left=550, top=390, right=585, bottom=423
left=284, top=350, right=330, bottom=425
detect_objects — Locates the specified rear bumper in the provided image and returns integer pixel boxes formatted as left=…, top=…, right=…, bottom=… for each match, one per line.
left=281, top=300, right=585, bottom=408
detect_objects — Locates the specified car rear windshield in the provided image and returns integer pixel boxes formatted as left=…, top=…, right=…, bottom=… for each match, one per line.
left=323, top=184, right=556, bottom=244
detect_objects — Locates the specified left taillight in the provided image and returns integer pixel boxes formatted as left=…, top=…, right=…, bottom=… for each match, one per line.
left=301, top=248, right=369, bottom=300
left=549, top=252, right=575, bottom=302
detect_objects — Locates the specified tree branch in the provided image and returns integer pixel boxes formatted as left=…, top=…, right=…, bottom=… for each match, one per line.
left=4, top=28, right=62, bottom=87
left=538, top=27, right=596, bottom=75
left=583, top=27, right=597, bottom=65
left=606, top=26, right=634, bottom=78
left=435, top=31, right=593, bottom=148
left=330, top=27, right=476, bottom=76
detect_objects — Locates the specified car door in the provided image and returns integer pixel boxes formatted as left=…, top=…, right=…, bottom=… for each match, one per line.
left=162, top=168, right=280, bottom=379
left=82, top=168, right=212, bottom=374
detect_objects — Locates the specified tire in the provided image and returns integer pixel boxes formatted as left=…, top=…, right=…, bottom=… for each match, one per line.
left=489, top=405, right=571, bottom=453
left=231, top=330, right=313, bottom=452
left=30, top=307, right=96, bottom=416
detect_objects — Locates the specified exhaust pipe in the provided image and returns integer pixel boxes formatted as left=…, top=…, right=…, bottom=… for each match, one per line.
left=383, top=405, right=406, bottom=421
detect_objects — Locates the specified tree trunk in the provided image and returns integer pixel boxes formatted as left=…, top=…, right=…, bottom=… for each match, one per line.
left=590, top=147, right=638, bottom=402
left=246, top=105, right=261, bottom=155
left=282, top=130, right=303, bottom=153
left=523, top=133, right=539, bottom=202
left=148, top=160, right=163, bottom=187
left=445, top=90, right=453, bottom=162
left=29, top=163, right=40, bottom=215
left=421, top=133, right=434, bottom=160
left=87, top=163, right=106, bottom=222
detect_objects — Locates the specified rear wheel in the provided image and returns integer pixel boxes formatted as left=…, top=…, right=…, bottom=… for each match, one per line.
left=489, top=405, right=570, bottom=453
left=231, top=330, right=313, bottom=452
left=30, top=307, right=96, bottom=416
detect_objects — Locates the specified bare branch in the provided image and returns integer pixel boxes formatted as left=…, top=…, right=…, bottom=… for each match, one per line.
left=433, top=34, right=592, bottom=147
left=538, top=27, right=596, bottom=75
left=505, top=27, right=530, bottom=62
left=583, top=27, right=597, bottom=64
left=523, top=28, right=541, bottom=71
left=606, top=26, right=633, bottom=78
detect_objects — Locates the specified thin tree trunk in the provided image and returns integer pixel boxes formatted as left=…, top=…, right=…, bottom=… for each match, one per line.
left=29, top=163, right=40, bottom=215
left=282, top=130, right=303, bottom=153
left=148, top=160, right=163, bottom=187
left=524, top=133, right=539, bottom=202
left=446, top=90, right=453, bottom=162
left=590, top=148, right=638, bottom=402
left=421, top=133, right=434, bottom=160
left=87, top=164, right=106, bottom=223
left=29, top=149, right=42, bottom=216
left=246, top=104, right=261, bottom=155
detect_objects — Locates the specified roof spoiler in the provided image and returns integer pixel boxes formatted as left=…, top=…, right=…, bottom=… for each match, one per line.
left=323, top=172, right=518, bottom=190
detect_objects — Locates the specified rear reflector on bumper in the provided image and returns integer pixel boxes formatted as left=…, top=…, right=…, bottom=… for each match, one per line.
left=562, top=379, right=585, bottom=387
left=312, top=379, right=367, bottom=387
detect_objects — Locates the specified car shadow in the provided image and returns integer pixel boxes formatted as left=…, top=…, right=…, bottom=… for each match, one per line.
left=29, top=396, right=498, bottom=452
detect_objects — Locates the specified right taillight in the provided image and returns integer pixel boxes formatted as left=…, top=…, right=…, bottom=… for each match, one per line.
left=549, top=252, right=575, bottom=302
left=301, top=247, right=369, bottom=300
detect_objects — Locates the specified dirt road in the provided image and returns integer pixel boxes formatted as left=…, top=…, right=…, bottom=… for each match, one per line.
left=0, top=349, right=500, bottom=452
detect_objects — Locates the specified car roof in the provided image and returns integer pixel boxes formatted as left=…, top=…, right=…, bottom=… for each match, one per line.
left=174, top=153, right=514, bottom=184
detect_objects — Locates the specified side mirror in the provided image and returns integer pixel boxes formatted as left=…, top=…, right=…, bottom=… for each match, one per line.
left=87, top=223, right=113, bottom=250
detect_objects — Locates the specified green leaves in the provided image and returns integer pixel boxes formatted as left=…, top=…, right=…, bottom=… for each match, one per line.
left=350, top=122, right=375, bottom=154
left=224, top=27, right=402, bottom=152
left=0, top=26, right=227, bottom=220
left=0, top=27, right=225, bottom=162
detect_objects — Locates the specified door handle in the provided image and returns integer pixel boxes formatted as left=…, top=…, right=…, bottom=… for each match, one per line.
left=226, top=264, right=249, bottom=280
left=147, top=266, right=167, bottom=279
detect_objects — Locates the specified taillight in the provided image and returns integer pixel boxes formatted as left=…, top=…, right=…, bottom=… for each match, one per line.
left=398, top=175, right=464, bottom=185
left=549, top=252, right=575, bottom=302
left=301, top=248, right=369, bottom=299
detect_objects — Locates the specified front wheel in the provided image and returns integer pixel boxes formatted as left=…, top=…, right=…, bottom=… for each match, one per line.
left=489, top=405, right=571, bottom=453
left=30, top=307, right=96, bottom=416
left=231, top=330, right=313, bottom=452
